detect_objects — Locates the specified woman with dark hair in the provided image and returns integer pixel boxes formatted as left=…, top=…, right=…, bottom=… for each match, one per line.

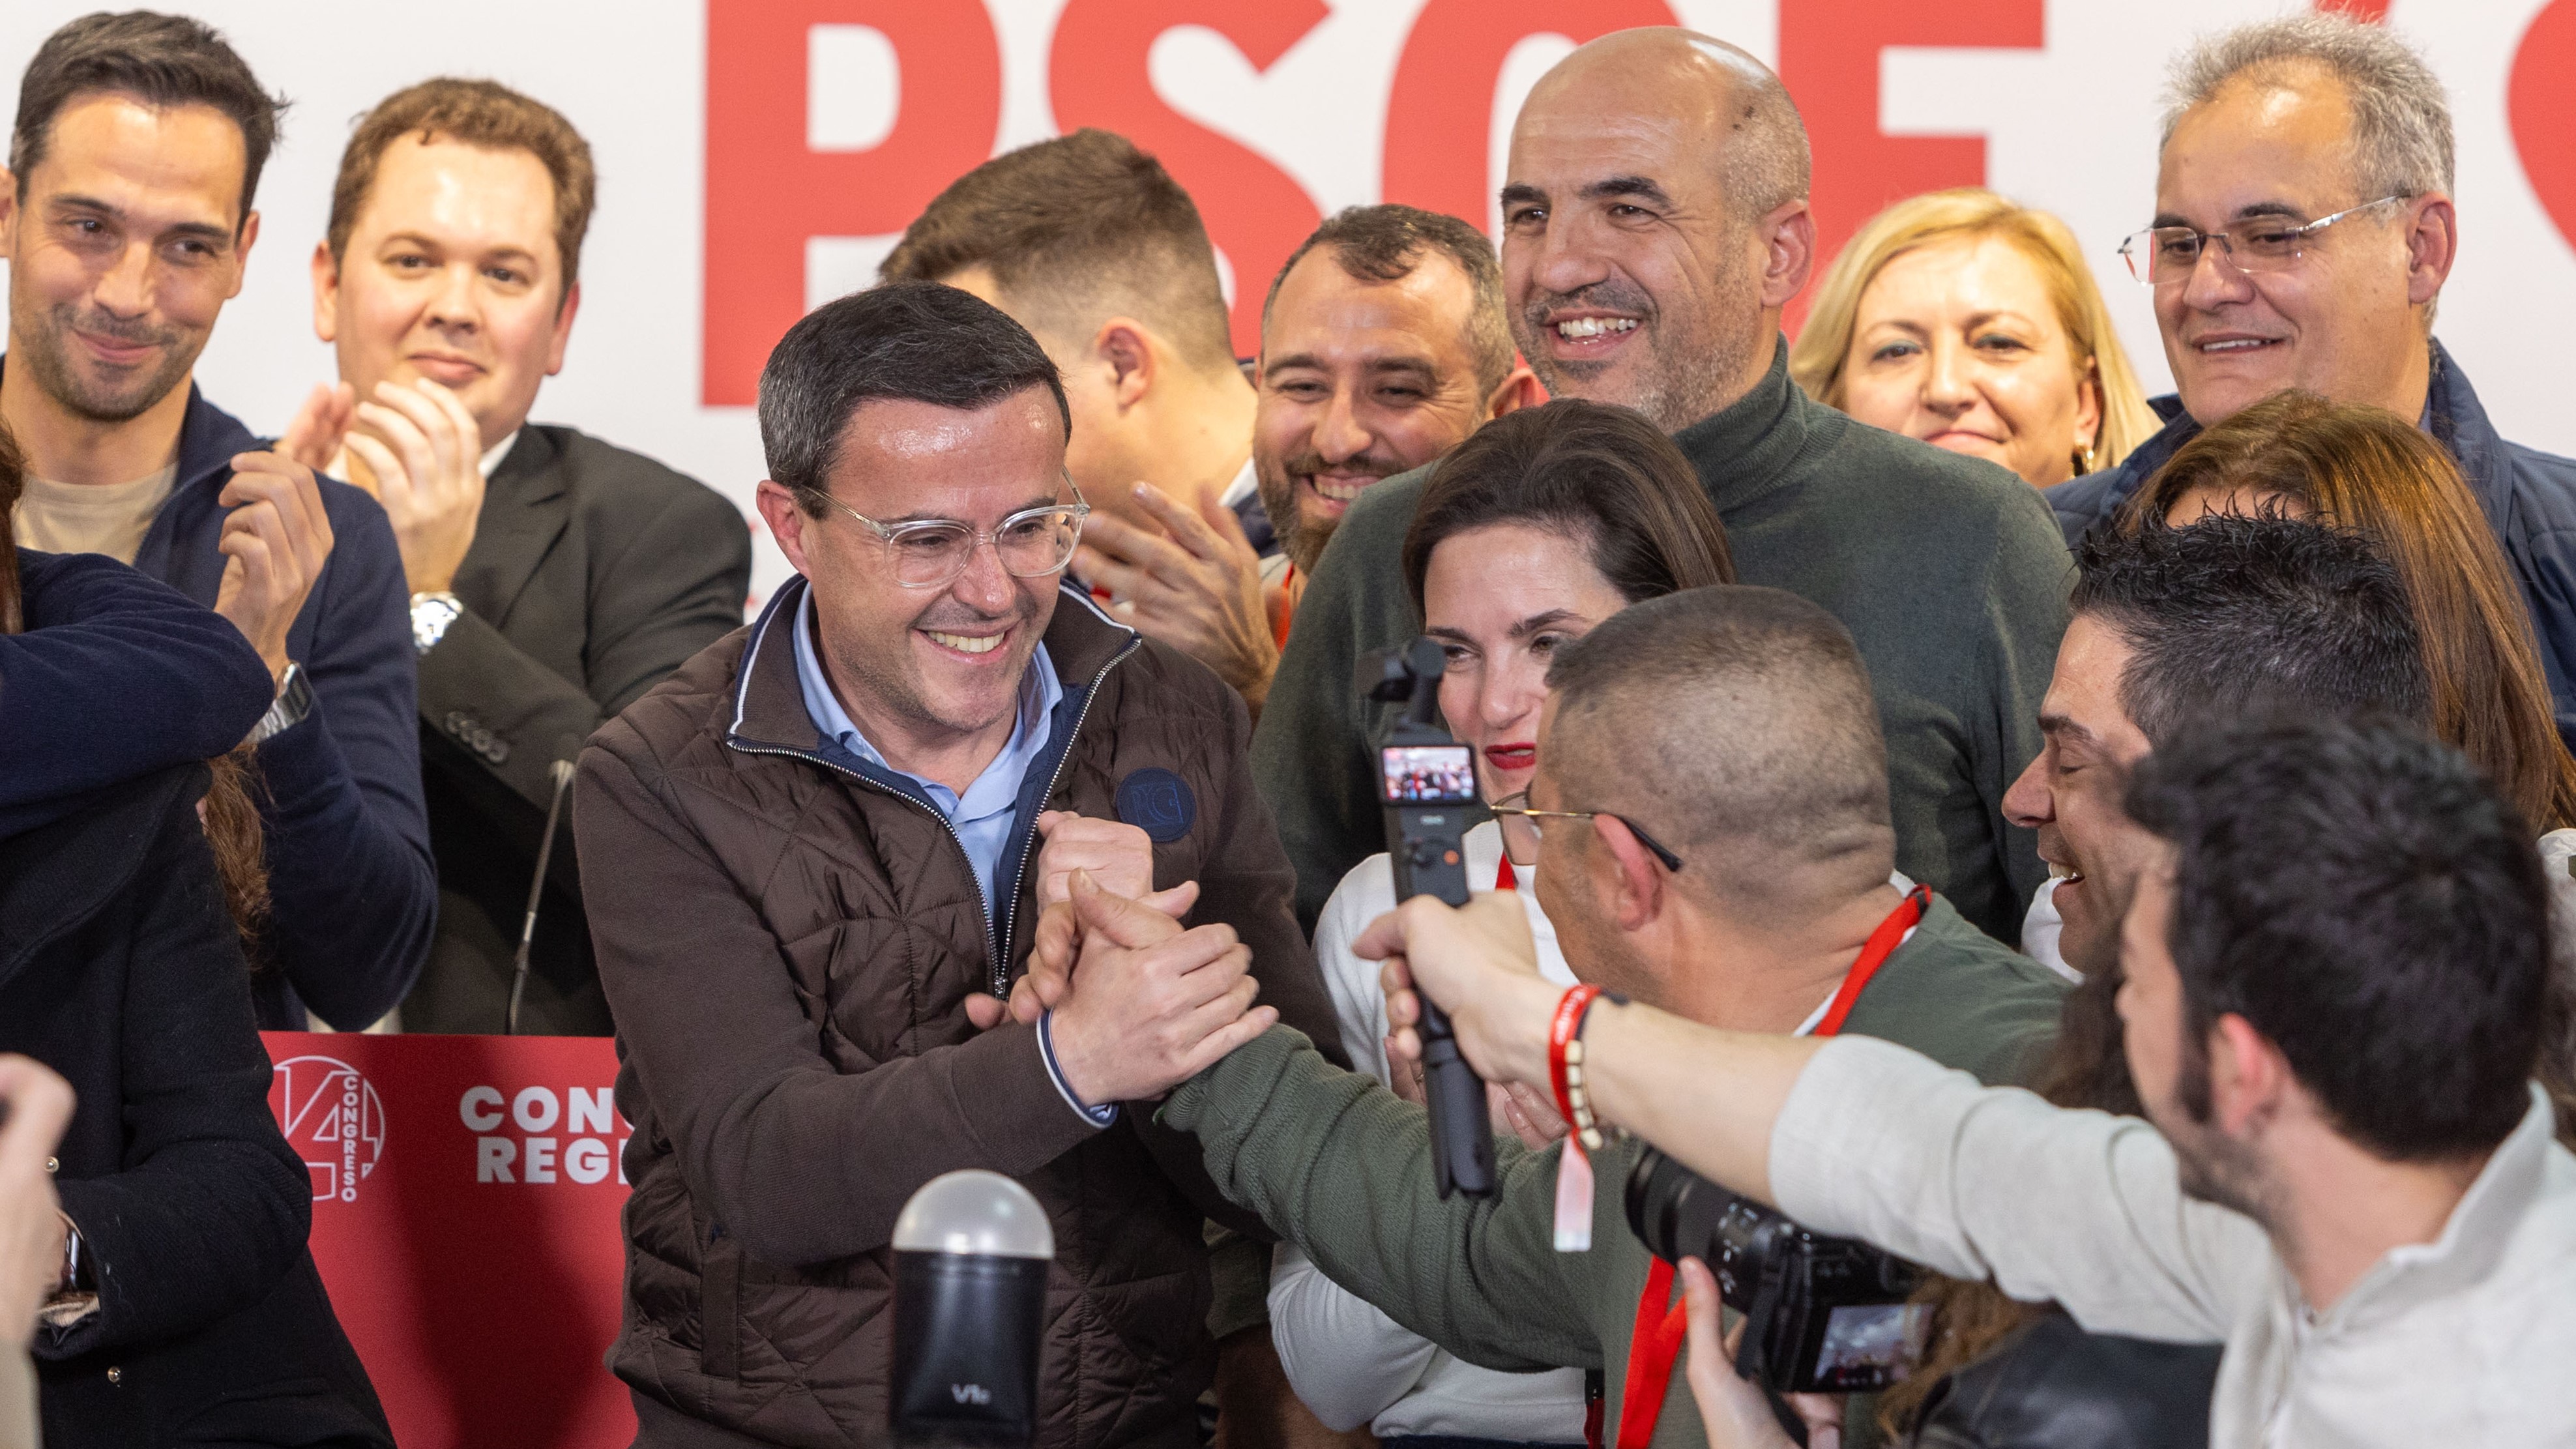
left=1269, top=398, right=1733, bottom=1448
left=0, top=421, right=393, bottom=1447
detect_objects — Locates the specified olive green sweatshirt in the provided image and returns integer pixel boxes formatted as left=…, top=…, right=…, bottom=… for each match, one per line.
left=1250, top=340, right=2073, bottom=943
left=1159, top=894, right=2068, bottom=1449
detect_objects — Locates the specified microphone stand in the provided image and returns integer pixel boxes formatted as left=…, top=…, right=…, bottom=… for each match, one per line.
left=508, top=759, right=578, bottom=1035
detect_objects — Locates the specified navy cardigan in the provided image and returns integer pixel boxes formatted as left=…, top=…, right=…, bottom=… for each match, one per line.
left=1, top=364, right=438, bottom=1029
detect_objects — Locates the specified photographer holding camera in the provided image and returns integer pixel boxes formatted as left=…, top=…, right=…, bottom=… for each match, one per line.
left=1362, top=710, right=2576, bottom=1447
left=1123, top=585, right=2067, bottom=1448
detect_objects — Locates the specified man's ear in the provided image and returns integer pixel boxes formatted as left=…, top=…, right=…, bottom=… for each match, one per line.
left=754, top=480, right=819, bottom=577
left=1593, top=813, right=1668, bottom=933
left=1485, top=361, right=1548, bottom=419
left=2404, top=194, right=2459, bottom=308
left=227, top=210, right=260, bottom=302
left=0, top=170, right=18, bottom=263
left=310, top=240, right=340, bottom=344
left=2207, top=1011, right=2291, bottom=1139
left=1093, top=318, right=1157, bottom=412
left=1757, top=199, right=1816, bottom=312
left=546, top=280, right=583, bottom=376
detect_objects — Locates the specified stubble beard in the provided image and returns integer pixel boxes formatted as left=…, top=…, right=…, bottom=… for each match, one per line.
left=1514, top=254, right=1766, bottom=435
left=14, top=295, right=200, bottom=425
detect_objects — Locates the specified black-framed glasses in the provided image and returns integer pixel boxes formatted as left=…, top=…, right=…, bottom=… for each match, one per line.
left=802, top=474, right=1090, bottom=589
left=2116, top=196, right=2410, bottom=287
left=1488, top=790, right=1685, bottom=873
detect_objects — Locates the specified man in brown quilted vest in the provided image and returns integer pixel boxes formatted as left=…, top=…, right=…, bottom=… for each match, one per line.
left=574, top=280, right=1348, bottom=1448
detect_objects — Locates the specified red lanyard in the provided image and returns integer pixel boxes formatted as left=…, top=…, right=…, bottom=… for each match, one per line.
left=1496, top=851, right=1519, bottom=892
left=1602, top=885, right=1932, bottom=1449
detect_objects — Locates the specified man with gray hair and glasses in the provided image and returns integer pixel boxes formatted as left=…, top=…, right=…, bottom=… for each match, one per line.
left=2048, top=12, right=2576, bottom=741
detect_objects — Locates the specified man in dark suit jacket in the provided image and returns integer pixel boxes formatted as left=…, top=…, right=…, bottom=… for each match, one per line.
left=305, top=79, right=750, bottom=1033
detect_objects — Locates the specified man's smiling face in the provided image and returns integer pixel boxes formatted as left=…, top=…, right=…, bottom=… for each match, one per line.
left=2153, top=63, right=2438, bottom=425
left=2003, top=612, right=2159, bottom=973
left=1497, top=46, right=1770, bottom=432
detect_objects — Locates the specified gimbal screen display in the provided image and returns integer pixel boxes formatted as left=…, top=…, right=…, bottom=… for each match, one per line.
left=1381, top=744, right=1478, bottom=804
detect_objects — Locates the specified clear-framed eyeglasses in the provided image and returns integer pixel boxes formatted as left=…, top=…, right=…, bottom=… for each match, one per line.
left=1487, top=789, right=1686, bottom=873
left=2116, top=196, right=2412, bottom=287
left=802, top=475, right=1090, bottom=589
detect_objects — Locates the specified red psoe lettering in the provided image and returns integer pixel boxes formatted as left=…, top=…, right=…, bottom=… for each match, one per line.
left=703, top=1, right=1004, bottom=405
left=1775, top=0, right=2044, bottom=329
left=1381, top=0, right=1679, bottom=233
left=1049, top=0, right=1330, bottom=359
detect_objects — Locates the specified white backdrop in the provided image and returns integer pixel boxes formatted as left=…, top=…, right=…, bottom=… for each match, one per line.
left=4, top=0, right=2571, bottom=606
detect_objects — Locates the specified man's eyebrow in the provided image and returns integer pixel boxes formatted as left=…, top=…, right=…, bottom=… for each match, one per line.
left=1499, top=182, right=1548, bottom=209
left=1583, top=175, right=1674, bottom=207
left=382, top=229, right=540, bottom=261
left=50, top=192, right=233, bottom=242
left=2148, top=200, right=2306, bottom=229
left=2037, top=710, right=2100, bottom=746
left=1263, top=353, right=1325, bottom=379
left=1364, top=357, right=1439, bottom=380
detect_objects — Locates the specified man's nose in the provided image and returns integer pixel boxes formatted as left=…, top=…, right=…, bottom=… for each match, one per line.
left=426, top=262, right=482, bottom=329
left=1314, top=388, right=1372, bottom=464
left=1521, top=220, right=1610, bottom=303
left=948, top=535, right=1016, bottom=613
left=2178, top=239, right=2255, bottom=312
left=2002, top=751, right=2053, bottom=830
left=93, top=241, right=156, bottom=318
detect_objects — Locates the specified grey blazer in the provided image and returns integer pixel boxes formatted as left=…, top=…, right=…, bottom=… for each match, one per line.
left=405, top=423, right=751, bottom=1034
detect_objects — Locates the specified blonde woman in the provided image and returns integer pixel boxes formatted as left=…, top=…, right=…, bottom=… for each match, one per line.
left=1792, top=188, right=2157, bottom=487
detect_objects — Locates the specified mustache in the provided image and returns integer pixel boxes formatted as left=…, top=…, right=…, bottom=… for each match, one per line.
left=1282, top=451, right=1405, bottom=482
left=53, top=303, right=183, bottom=349
left=1520, top=280, right=1657, bottom=332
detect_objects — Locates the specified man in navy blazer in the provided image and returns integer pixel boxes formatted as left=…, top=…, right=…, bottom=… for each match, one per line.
left=0, top=14, right=432, bottom=1030
left=2047, top=15, right=2576, bottom=744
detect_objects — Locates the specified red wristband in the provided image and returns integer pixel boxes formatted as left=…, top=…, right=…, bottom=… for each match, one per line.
left=1549, top=984, right=1605, bottom=1131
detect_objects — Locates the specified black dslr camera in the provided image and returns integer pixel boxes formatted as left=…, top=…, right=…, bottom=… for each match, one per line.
left=1626, top=1148, right=1924, bottom=1396
left=1359, top=637, right=1495, bottom=1199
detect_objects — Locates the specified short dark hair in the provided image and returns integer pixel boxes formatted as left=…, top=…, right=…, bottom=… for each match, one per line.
left=1546, top=586, right=1891, bottom=917
left=2071, top=514, right=2429, bottom=747
left=10, top=11, right=287, bottom=224
left=2129, top=714, right=2546, bottom=1160
left=877, top=129, right=1235, bottom=373
left=329, top=78, right=596, bottom=297
left=1261, top=204, right=1514, bottom=394
left=759, top=282, right=1069, bottom=516
left=1402, top=400, right=1733, bottom=612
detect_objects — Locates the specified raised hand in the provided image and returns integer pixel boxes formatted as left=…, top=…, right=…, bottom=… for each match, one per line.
left=341, top=376, right=488, bottom=594
left=277, top=382, right=357, bottom=473
left=1043, top=871, right=1276, bottom=1104
left=1075, top=482, right=1280, bottom=712
left=1364, top=891, right=1558, bottom=1092
left=214, top=451, right=336, bottom=684
left=1033, top=810, right=1157, bottom=906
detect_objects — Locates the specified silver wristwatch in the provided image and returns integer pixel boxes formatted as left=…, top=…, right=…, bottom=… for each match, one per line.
left=412, top=591, right=464, bottom=656
left=248, top=662, right=313, bottom=746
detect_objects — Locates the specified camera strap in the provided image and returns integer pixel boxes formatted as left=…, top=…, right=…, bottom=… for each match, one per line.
left=1601, top=883, right=1935, bottom=1449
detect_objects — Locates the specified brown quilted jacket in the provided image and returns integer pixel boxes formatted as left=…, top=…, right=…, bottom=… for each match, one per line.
left=576, top=578, right=1347, bottom=1448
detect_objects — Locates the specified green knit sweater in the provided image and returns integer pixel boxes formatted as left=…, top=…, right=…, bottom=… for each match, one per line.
left=1250, top=340, right=2074, bottom=943
left=1160, top=893, right=2068, bottom=1449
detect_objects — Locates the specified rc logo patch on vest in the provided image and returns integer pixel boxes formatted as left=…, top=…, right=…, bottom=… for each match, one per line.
left=1116, top=768, right=1196, bottom=843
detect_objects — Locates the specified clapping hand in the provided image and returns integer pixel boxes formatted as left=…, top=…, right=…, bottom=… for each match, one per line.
left=340, top=376, right=488, bottom=594
left=1076, top=483, right=1280, bottom=712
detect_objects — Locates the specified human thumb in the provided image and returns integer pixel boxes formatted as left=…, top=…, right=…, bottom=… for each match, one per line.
left=1070, top=868, right=1184, bottom=949
left=963, top=993, right=1007, bottom=1031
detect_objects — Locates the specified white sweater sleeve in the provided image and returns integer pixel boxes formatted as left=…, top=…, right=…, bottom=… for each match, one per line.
left=1266, top=1242, right=1441, bottom=1431
left=1768, top=1036, right=2266, bottom=1343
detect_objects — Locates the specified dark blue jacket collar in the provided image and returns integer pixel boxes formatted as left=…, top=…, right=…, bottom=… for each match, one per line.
left=2050, top=339, right=2501, bottom=536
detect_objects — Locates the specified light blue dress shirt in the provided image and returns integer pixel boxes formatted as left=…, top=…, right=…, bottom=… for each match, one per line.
left=791, top=592, right=1111, bottom=1125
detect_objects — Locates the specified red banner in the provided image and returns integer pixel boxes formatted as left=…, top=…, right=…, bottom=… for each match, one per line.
left=262, top=1031, right=634, bottom=1449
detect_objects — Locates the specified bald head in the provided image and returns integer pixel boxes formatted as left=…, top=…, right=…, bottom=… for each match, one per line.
left=1528, top=30, right=1810, bottom=222
left=1542, top=586, right=1893, bottom=924
left=1500, top=29, right=1817, bottom=431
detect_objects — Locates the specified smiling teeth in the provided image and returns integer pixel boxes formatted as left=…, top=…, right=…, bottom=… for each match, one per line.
left=2199, top=338, right=2270, bottom=352
left=1310, top=477, right=1373, bottom=503
left=1556, top=317, right=1637, bottom=340
left=2047, top=862, right=2086, bottom=882
left=928, top=630, right=1003, bottom=654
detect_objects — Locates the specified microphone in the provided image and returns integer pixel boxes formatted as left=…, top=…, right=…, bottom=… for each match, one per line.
left=506, top=742, right=581, bottom=1035
left=890, top=1170, right=1054, bottom=1447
